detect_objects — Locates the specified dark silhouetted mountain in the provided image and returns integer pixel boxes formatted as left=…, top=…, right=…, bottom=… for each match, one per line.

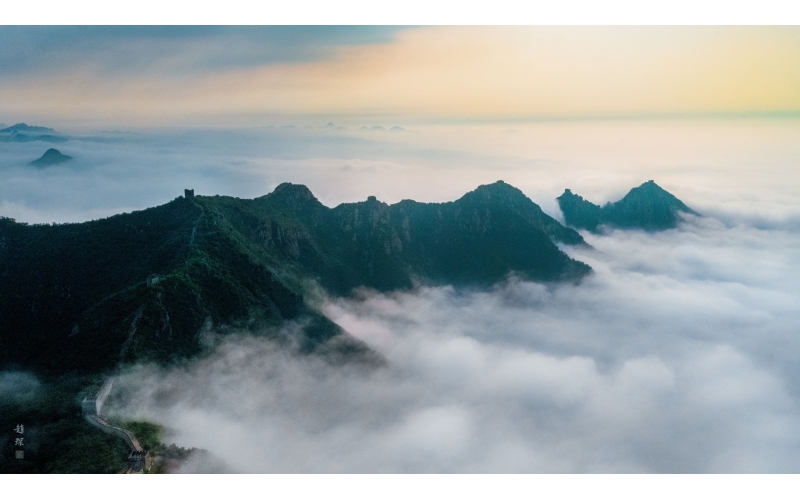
left=0, top=123, right=67, bottom=143
left=0, top=123, right=57, bottom=134
left=556, top=190, right=604, bottom=232
left=30, top=148, right=73, bottom=167
left=0, top=132, right=68, bottom=144
left=0, top=181, right=589, bottom=375
left=557, top=180, right=699, bottom=232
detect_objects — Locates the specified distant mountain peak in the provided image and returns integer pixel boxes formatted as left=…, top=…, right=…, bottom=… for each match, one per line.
left=261, top=183, right=323, bottom=214
left=1, top=122, right=57, bottom=134
left=615, top=181, right=697, bottom=213
left=558, top=181, right=698, bottom=232
left=0, top=123, right=67, bottom=144
left=626, top=180, right=668, bottom=196
left=467, top=180, right=526, bottom=200
left=273, top=182, right=315, bottom=199
left=30, top=148, right=72, bottom=167
left=473, top=180, right=510, bottom=191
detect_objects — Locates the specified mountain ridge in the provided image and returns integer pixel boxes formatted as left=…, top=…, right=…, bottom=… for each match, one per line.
left=0, top=123, right=67, bottom=144
left=0, top=181, right=590, bottom=375
left=557, top=180, right=698, bottom=232
left=0, top=123, right=57, bottom=134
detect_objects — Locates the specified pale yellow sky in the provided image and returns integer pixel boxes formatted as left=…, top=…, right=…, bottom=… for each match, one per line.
left=2, top=26, right=799, bottom=126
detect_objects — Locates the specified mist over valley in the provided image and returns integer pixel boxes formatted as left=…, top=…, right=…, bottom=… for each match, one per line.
left=2, top=119, right=799, bottom=472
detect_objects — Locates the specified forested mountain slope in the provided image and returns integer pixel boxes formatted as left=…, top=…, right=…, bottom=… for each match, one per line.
left=0, top=181, right=590, bottom=374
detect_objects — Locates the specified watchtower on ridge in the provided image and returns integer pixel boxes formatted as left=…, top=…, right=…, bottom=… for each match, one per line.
left=185, top=189, right=194, bottom=199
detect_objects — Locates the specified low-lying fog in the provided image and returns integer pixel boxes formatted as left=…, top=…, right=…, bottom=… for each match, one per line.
left=3, top=119, right=799, bottom=472
left=2, top=120, right=799, bottom=227
left=102, top=212, right=800, bottom=472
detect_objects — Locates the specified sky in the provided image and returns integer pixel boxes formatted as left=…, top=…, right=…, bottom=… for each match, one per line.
left=2, top=120, right=799, bottom=227
left=1, top=26, right=799, bottom=127
left=2, top=25, right=800, bottom=473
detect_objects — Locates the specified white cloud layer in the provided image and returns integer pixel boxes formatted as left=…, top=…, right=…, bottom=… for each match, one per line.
left=105, top=215, right=800, bottom=472
left=2, top=120, right=799, bottom=227
left=4, top=118, right=799, bottom=472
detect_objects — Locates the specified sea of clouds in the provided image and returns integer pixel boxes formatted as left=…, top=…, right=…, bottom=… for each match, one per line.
left=3, top=119, right=799, bottom=472
left=3, top=119, right=799, bottom=226
left=102, top=213, right=800, bottom=472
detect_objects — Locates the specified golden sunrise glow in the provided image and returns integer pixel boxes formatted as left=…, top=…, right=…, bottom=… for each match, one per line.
left=2, top=26, right=799, bottom=125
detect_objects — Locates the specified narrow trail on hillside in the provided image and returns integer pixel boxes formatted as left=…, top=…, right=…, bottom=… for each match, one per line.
left=83, top=377, right=150, bottom=473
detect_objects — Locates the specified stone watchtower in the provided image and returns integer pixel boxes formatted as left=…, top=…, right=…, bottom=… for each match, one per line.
left=185, top=189, right=194, bottom=199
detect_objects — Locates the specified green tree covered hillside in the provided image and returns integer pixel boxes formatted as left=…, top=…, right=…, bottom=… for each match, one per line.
left=557, top=180, right=698, bottom=233
left=0, top=181, right=590, bottom=375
